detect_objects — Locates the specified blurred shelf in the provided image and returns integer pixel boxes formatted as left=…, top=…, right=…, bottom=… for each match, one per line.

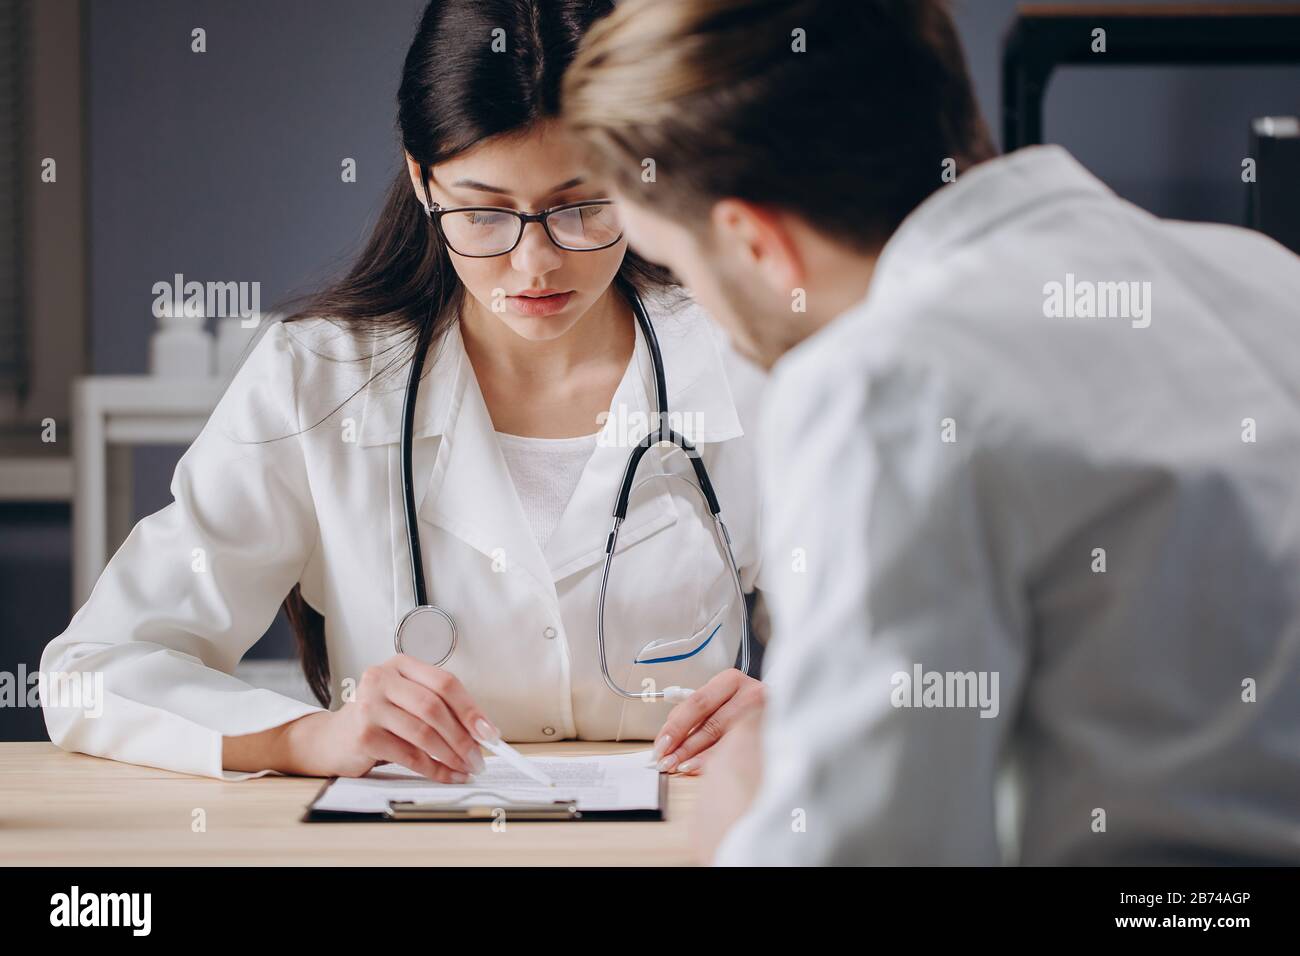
left=0, top=457, right=73, bottom=502
left=1003, top=2, right=1300, bottom=148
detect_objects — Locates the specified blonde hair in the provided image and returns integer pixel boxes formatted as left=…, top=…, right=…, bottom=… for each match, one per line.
left=562, top=0, right=995, bottom=249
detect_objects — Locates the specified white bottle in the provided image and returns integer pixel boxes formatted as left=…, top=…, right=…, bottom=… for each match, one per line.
left=150, top=303, right=213, bottom=379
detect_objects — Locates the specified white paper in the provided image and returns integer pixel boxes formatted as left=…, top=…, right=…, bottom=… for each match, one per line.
left=311, top=749, right=660, bottom=815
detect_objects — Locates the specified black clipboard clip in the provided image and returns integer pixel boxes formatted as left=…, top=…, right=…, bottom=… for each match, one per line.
left=385, top=789, right=582, bottom=821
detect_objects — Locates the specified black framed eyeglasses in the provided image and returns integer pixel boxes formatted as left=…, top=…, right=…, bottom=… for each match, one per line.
left=420, top=165, right=623, bottom=257
left=426, top=198, right=624, bottom=257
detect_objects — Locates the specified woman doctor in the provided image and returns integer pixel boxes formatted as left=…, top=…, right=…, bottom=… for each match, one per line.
left=41, top=0, right=766, bottom=783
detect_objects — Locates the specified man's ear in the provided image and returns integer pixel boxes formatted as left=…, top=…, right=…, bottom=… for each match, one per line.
left=709, top=198, right=805, bottom=297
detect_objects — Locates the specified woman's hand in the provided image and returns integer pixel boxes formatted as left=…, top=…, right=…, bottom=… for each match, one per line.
left=651, top=668, right=765, bottom=775
left=231, top=654, right=495, bottom=782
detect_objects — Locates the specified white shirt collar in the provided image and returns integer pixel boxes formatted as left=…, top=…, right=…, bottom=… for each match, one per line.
left=877, top=145, right=1114, bottom=283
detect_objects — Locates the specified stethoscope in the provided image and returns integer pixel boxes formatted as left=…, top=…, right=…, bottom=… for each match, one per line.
left=393, top=287, right=750, bottom=703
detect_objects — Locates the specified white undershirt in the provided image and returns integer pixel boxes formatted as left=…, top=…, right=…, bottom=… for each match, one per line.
left=495, top=430, right=601, bottom=551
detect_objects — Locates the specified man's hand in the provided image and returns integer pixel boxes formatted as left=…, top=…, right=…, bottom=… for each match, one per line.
left=690, top=707, right=764, bottom=864
left=652, top=668, right=764, bottom=774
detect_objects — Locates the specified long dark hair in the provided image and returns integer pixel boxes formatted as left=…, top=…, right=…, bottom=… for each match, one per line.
left=280, top=0, right=678, bottom=707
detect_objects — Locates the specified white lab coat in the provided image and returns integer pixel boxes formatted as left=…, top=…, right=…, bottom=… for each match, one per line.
left=42, top=293, right=765, bottom=779
left=716, top=145, right=1300, bottom=865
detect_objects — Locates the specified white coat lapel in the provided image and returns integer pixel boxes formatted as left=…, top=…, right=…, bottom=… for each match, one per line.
left=355, top=325, right=458, bottom=448
left=415, top=325, right=558, bottom=601
left=542, top=316, right=676, bottom=581
left=358, top=323, right=557, bottom=606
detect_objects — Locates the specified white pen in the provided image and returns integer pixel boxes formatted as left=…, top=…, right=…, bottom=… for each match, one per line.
left=473, top=723, right=555, bottom=787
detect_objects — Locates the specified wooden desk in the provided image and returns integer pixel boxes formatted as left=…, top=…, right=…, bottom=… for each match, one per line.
left=0, top=742, right=697, bottom=866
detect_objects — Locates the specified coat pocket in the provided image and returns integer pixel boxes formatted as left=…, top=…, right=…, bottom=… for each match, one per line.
left=633, top=601, right=730, bottom=665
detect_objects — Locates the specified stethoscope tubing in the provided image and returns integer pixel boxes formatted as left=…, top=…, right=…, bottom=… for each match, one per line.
left=396, top=286, right=749, bottom=698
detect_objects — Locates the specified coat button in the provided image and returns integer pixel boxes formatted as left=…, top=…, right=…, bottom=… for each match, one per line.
left=542, top=626, right=557, bottom=640
left=542, top=726, right=556, bottom=736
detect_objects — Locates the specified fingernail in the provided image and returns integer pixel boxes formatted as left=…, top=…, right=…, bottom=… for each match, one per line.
left=652, top=734, right=671, bottom=759
left=657, top=752, right=678, bottom=772
left=677, top=760, right=696, bottom=774
left=468, top=749, right=486, bottom=774
left=474, top=719, right=500, bottom=744
left=449, top=771, right=469, bottom=784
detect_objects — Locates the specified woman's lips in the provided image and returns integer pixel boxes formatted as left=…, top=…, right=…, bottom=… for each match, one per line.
left=507, top=291, right=574, bottom=316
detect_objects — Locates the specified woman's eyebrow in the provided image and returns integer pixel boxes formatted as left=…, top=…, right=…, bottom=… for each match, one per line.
left=450, top=176, right=586, bottom=198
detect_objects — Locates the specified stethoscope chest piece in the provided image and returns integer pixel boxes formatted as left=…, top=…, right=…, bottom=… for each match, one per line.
left=395, top=604, right=457, bottom=666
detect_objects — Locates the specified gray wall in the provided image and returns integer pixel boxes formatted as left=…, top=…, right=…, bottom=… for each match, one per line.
left=4, top=0, right=1297, bottom=740
left=953, top=0, right=1300, bottom=225
left=89, top=0, right=427, bottom=376
left=97, top=0, right=431, bottom=663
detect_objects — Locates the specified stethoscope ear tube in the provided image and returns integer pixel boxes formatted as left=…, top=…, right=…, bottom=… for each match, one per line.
left=395, top=324, right=460, bottom=665
left=675, top=432, right=721, bottom=514
left=596, top=289, right=750, bottom=701
left=401, top=327, right=432, bottom=607
left=611, top=440, right=653, bottom=520
left=598, top=490, right=752, bottom=701
left=610, top=430, right=721, bottom=520
left=618, top=283, right=721, bottom=516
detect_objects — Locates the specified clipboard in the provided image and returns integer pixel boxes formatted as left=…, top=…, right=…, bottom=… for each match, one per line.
left=301, top=772, right=668, bottom=822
